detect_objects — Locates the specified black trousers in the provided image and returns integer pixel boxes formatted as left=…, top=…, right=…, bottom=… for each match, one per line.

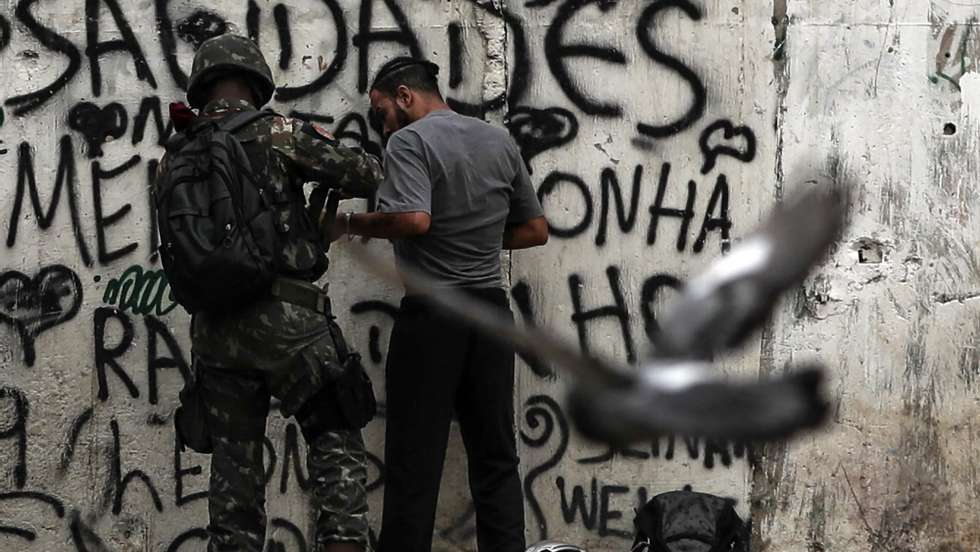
left=378, top=288, right=525, bottom=552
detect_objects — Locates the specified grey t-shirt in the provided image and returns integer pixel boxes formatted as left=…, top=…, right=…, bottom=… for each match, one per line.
left=377, top=109, right=543, bottom=288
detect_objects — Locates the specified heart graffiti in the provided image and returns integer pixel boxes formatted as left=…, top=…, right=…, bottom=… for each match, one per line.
left=68, top=102, right=129, bottom=158
left=698, top=119, right=757, bottom=175
left=0, top=265, right=83, bottom=367
left=505, top=106, right=580, bottom=173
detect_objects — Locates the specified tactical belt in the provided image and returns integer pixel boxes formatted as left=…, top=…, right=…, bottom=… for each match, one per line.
left=269, top=278, right=332, bottom=316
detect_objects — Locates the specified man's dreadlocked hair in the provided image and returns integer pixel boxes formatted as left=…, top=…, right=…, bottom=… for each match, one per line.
left=370, top=57, right=442, bottom=97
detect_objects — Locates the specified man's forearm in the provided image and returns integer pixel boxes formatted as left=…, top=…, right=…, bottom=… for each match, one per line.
left=503, top=230, right=543, bottom=250
left=346, top=211, right=430, bottom=240
left=503, top=216, right=549, bottom=250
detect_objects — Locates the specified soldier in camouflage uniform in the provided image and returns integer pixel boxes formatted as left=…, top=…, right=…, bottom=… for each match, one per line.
left=157, top=34, right=383, bottom=552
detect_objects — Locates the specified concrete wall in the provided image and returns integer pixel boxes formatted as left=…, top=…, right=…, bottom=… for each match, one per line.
left=0, top=1, right=976, bottom=551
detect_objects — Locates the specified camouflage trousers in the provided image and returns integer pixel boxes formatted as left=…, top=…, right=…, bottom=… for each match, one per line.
left=192, top=298, right=370, bottom=552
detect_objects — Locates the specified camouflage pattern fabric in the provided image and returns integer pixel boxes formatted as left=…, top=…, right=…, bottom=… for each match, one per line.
left=157, top=97, right=383, bottom=282
left=187, top=33, right=278, bottom=109
left=156, top=57, right=381, bottom=548
left=199, top=361, right=370, bottom=552
left=308, top=430, right=371, bottom=549
left=193, top=300, right=350, bottom=418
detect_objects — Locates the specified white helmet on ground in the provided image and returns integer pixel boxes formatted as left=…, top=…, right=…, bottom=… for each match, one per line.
left=525, top=541, right=586, bottom=552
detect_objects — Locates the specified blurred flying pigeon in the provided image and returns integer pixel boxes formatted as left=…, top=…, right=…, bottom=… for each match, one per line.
left=350, top=170, right=847, bottom=445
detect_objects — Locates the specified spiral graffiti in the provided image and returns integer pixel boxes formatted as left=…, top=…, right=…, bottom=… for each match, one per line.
left=520, top=394, right=569, bottom=541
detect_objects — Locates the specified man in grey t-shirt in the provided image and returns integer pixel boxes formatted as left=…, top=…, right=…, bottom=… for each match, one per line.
left=377, top=106, right=544, bottom=288
left=333, top=58, right=548, bottom=552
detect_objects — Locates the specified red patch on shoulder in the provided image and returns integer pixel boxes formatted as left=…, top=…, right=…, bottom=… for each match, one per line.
left=169, top=102, right=197, bottom=132
left=311, top=124, right=335, bottom=140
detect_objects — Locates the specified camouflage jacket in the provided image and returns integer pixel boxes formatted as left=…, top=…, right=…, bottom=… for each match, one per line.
left=156, top=98, right=383, bottom=281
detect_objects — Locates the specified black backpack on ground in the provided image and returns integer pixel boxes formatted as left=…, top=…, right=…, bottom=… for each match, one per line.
left=632, top=486, right=749, bottom=552
left=153, top=110, right=281, bottom=314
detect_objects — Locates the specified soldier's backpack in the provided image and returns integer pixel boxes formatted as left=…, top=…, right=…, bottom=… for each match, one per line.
left=632, top=486, right=749, bottom=552
left=153, top=110, right=280, bottom=313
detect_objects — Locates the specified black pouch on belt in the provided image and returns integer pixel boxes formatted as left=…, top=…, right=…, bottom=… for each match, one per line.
left=327, top=317, right=377, bottom=429
left=335, top=351, right=377, bottom=429
left=296, top=325, right=378, bottom=440
left=174, top=362, right=212, bottom=454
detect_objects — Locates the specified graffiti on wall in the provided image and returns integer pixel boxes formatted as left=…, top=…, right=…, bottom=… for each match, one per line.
left=0, top=382, right=383, bottom=550
left=1, top=0, right=760, bottom=549
left=3, top=0, right=758, bottom=261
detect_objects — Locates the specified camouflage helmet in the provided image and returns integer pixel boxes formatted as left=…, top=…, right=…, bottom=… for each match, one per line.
left=187, top=34, right=276, bottom=109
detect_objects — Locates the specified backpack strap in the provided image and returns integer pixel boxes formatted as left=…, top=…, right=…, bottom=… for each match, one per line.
left=218, top=109, right=277, bottom=134
left=163, top=131, right=191, bottom=154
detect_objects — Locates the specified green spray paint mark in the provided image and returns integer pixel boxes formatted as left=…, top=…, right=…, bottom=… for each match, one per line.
left=103, top=265, right=180, bottom=316
left=932, top=19, right=977, bottom=92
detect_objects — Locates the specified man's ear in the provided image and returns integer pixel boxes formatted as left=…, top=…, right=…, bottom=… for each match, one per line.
left=395, top=85, right=413, bottom=108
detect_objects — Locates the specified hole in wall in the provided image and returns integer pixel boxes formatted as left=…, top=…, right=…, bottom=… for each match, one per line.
left=858, top=248, right=881, bottom=264
left=855, top=239, right=884, bottom=264
left=944, top=122, right=957, bottom=136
